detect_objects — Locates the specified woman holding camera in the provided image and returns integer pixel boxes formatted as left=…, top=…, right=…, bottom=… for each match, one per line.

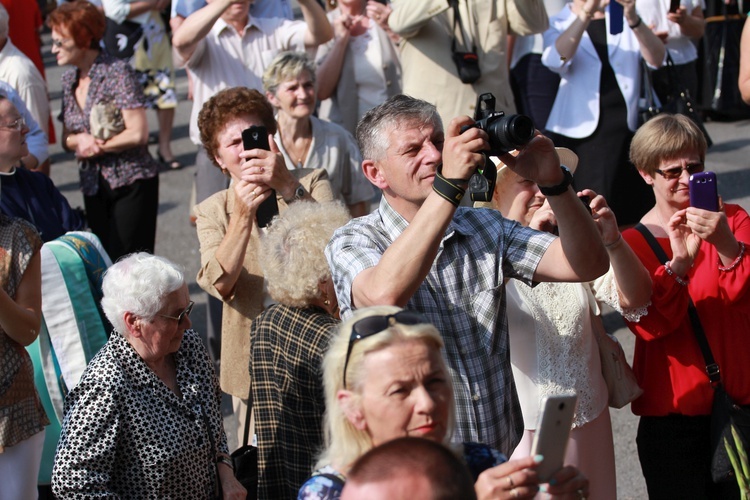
left=623, top=114, right=750, bottom=499
left=483, top=151, right=652, bottom=499
left=299, top=306, right=590, bottom=500
left=194, top=87, right=333, bottom=444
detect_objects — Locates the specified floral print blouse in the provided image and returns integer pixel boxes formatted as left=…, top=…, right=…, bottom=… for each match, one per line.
left=0, top=215, right=48, bottom=452
left=52, top=329, right=228, bottom=498
left=59, top=52, right=157, bottom=196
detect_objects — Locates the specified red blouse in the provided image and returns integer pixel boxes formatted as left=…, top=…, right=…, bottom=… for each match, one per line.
left=623, top=204, right=750, bottom=416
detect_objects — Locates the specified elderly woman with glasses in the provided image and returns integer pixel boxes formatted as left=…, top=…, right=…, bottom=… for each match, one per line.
left=52, top=253, right=245, bottom=499
left=47, top=1, right=159, bottom=262
left=622, top=113, right=750, bottom=499
left=298, top=306, right=590, bottom=500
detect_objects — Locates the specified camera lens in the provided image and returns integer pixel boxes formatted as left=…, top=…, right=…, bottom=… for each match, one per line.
left=486, top=114, right=535, bottom=154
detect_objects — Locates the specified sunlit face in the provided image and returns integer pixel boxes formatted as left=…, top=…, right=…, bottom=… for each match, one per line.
left=641, top=152, right=703, bottom=211
left=374, top=120, right=444, bottom=209
left=213, top=113, right=264, bottom=179
left=135, top=284, right=192, bottom=361
left=0, top=99, right=29, bottom=170
left=50, top=28, right=81, bottom=67
left=353, top=340, right=452, bottom=447
left=493, top=168, right=545, bottom=227
left=268, top=71, right=316, bottom=119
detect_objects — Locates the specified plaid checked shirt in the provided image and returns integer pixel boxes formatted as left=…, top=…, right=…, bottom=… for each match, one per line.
left=325, top=198, right=555, bottom=454
left=250, top=304, right=339, bottom=500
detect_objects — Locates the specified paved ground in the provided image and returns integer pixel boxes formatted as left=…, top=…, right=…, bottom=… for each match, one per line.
left=40, top=30, right=750, bottom=499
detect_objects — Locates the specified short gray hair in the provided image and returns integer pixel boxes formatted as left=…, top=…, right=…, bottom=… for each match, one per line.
left=101, top=253, right=185, bottom=334
left=0, top=4, right=8, bottom=40
left=259, top=201, right=350, bottom=307
left=262, top=51, right=317, bottom=96
left=355, top=94, right=442, bottom=162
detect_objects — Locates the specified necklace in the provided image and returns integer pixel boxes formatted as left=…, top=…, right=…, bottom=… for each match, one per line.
left=283, top=135, right=311, bottom=169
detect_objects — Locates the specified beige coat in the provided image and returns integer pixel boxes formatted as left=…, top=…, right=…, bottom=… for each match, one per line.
left=194, top=168, right=334, bottom=397
left=389, top=0, right=548, bottom=124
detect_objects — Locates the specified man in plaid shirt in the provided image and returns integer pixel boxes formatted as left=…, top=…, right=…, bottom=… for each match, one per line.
left=325, top=95, right=609, bottom=455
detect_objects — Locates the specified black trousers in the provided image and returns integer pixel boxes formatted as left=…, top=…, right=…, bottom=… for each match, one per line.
left=84, top=174, right=159, bottom=263
left=637, top=414, right=740, bottom=500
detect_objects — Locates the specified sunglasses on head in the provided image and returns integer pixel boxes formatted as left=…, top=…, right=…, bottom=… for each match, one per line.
left=159, top=301, right=194, bottom=324
left=342, top=310, right=429, bottom=389
left=654, top=162, right=703, bottom=180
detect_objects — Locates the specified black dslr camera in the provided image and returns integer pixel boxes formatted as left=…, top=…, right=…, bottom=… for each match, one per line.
left=462, top=93, right=535, bottom=202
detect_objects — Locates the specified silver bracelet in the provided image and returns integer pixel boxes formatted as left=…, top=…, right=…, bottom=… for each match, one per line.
left=664, top=262, right=689, bottom=286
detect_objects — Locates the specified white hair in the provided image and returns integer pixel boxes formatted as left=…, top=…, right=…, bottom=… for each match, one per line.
left=100, top=253, right=185, bottom=334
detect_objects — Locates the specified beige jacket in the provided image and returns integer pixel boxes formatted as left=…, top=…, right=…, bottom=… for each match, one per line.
left=389, top=0, right=548, bottom=124
left=194, top=168, right=333, bottom=397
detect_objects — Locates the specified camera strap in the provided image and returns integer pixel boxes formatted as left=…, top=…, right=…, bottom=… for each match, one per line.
left=449, top=0, right=477, bottom=56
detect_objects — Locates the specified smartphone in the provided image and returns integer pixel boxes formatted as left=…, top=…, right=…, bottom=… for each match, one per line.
left=689, top=171, right=719, bottom=212
left=530, top=394, right=577, bottom=483
left=609, top=1, right=624, bottom=34
left=241, top=126, right=278, bottom=228
left=669, top=0, right=681, bottom=13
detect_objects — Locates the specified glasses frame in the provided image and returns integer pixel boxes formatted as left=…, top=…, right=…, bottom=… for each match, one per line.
left=0, top=116, right=25, bottom=132
left=51, top=38, right=71, bottom=48
left=654, top=162, right=704, bottom=180
left=158, top=301, right=194, bottom=324
left=342, top=310, right=428, bottom=389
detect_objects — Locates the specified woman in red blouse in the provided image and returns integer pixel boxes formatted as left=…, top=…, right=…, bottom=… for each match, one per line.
left=623, top=113, right=750, bottom=499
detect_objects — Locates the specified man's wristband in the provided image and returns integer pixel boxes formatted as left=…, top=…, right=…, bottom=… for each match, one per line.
left=432, top=165, right=467, bottom=207
left=538, top=166, right=573, bottom=196
left=629, top=16, right=643, bottom=29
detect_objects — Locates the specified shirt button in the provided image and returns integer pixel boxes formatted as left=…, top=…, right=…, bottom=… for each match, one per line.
left=386, top=80, right=392, bottom=86
left=472, top=394, right=480, bottom=401
left=447, top=304, right=454, bottom=311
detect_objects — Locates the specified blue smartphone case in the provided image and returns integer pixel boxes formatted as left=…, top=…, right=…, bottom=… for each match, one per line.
left=610, top=2, right=624, bottom=34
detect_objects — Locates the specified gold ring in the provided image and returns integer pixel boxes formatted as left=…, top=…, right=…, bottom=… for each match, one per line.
left=506, top=475, right=515, bottom=488
left=251, top=189, right=258, bottom=198
left=510, top=487, right=519, bottom=499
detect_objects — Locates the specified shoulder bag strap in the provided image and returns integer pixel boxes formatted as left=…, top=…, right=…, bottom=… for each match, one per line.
left=449, top=0, right=476, bottom=54
left=633, top=223, right=722, bottom=385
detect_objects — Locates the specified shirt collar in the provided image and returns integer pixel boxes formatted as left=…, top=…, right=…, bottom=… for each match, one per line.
left=214, top=15, right=269, bottom=37
left=378, top=197, right=479, bottom=242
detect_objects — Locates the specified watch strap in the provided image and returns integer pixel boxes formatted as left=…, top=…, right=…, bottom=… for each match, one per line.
left=538, top=166, right=573, bottom=196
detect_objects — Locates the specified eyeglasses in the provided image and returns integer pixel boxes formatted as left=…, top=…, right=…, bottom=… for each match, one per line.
left=51, top=38, right=71, bottom=48
left=654, top=163, right=703, bottom=180
left=159, top=301, right=194, bottom=323
left=0, top=117, right=25, bottom=132
left=342, top=310, right=428, bottom=389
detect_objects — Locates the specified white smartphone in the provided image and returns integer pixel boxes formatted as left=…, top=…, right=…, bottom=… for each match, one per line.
left=530, top=394, right=577, bottom=483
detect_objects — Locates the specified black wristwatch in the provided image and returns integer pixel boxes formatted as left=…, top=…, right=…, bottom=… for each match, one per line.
left=538, top=166, right=573, bottom=196
left=284, top=183, right=305, bottom=203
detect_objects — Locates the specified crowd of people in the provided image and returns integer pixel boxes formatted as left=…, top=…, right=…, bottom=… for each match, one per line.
left=0, top=0, right=749, bottom=499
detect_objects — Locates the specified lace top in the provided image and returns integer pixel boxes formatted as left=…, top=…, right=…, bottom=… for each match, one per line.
left=507, top=267, right=648, bottom=428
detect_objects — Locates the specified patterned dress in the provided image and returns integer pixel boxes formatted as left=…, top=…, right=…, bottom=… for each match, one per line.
left=0, top=215, right=48, bottom=453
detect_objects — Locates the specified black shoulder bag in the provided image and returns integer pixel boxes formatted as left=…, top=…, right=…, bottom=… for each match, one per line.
left=634, top=223, right=750, bottom=484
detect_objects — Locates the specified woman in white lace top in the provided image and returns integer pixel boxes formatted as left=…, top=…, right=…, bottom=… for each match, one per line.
left=483, top=149, right=652, bottom=499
